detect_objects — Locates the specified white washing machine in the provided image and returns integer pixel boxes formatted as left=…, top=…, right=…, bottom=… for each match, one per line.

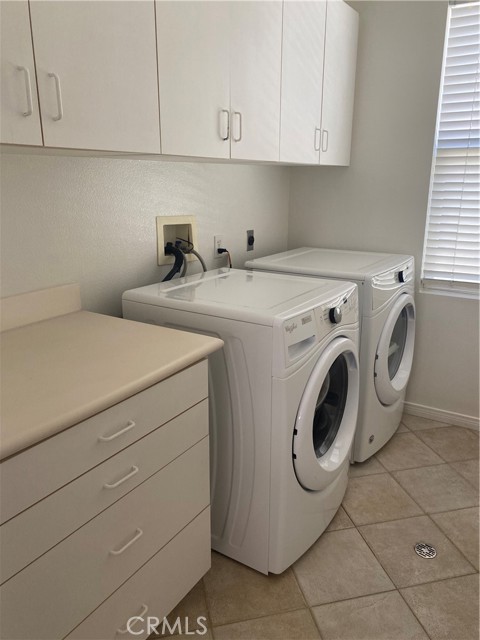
left=123, top=268, right=359, bottom=574
left=245, top=248, right=416, bottom=463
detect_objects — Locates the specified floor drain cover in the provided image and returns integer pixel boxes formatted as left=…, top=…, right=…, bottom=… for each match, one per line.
left=414, top=542, right=437, bottom=559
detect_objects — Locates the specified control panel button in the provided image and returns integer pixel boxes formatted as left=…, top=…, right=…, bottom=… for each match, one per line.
left=329, top=306, right=342, bottom=324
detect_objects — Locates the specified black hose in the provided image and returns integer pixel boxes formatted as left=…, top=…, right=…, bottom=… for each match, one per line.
left=162, top=243, right=185, bottom=281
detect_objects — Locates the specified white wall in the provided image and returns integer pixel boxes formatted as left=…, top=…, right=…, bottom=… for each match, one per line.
left=1, top=0, right=477, bottom=422
left=0, top=153, right=290, bottom=316
left=288, top=1, right=479, bottom=422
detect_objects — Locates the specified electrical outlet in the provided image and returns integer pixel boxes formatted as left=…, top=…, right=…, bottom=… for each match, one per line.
left=247, top=229, right=255, bottom=252
left=214, top=234, right=224, bottom=260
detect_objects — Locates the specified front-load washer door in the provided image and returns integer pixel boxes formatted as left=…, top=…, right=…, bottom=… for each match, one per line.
left=374, top=293, right=415, bottom=406
left=293, top=337, right=359, bottom=491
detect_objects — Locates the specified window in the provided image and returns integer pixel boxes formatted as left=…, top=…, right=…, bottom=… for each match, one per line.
left=421, top=1, right=480, bottom=296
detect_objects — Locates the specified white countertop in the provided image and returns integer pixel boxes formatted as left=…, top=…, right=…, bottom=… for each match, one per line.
left=0, top=310, right=223, bottom=460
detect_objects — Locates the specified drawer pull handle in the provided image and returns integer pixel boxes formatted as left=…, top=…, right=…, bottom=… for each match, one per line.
left=98, top=420, right=136, bottom=442
left=117, top=603, right=149, bottom=635
left=110, top=528, right=143, bottom=556
left=104, top=465, right=139, bottom=490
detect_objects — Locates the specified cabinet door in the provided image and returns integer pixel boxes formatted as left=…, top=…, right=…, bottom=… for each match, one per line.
left=0, top=1, right=42, bottom=146
left=156, top=1, right=230, bottom=159
left=280, top=0, right=326, bottom=164
left=230, top=1, right=283, bottom=161
left=29, top=1, right=160, bottom=153
left=320, top=0, right=359, bottom=166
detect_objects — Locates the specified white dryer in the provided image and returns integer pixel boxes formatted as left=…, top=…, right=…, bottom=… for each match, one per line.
left=245, top=248, right=416, bottom=462
left=123, top=269, right=359, bottom=574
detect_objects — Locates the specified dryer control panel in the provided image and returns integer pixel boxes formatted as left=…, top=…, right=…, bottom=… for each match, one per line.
left=315, top=286, right=358, bottom=336
left=280, top=284, right=358, bottom=368
left=282, top=310, right=318, bottom=363
left=371, top=257, right=415, bottom=311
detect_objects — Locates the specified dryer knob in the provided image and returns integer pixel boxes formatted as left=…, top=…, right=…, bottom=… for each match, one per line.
left=329, top=306, right=342, bottom=324
left=398, top=270, right=405, bottom=283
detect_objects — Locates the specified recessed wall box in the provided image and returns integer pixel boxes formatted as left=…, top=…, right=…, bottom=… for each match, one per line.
left=156, top=215, right=198, bottom=266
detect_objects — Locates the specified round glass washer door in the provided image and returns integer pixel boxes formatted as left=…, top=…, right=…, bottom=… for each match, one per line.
left=374, top=293, right=415, bottom=406
left=293, top=337, right=359, bottom=491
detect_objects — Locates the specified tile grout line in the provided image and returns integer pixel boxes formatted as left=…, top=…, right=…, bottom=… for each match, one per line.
left=199, top=576, right=216, bottom=640
left=384, top=466, right=434, bottom=515
left=305, top=584, right=399, bottom=610
left=290, top=557, right=328, bottom=638
left=447, top=461, right=480, bottom=491
left=344, top=499, right=479, bottom=530
left=292, top=560, right=326, bottom=640
left=353, top=513, right=407, bottom=588
left=209, top=604, right=312, bottom=633
left=427, top=512, right=479, bottom=572
left=349, top=459, right=478, bottom=497
left=409, top=426, right=480, bottom=465
left=375, top=428, right=449, bottom=469
left=371, top=454, right=387, bottom=471
left=314, top=587, right=434, bottom=640
left=347, top=462, right=433, bottom=524
left=389, top=463, right=479, bottom=516
left=395, top=580, right=435, bottom=640
left=398, top=570, right=479, bottom=593
left=204, top=560, right=312, bottom=631
left=341, top=468, right=428, bottom=527
left=305, top=604, right=324, bottom=640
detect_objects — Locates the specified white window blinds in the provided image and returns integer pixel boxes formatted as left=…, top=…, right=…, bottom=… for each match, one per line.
left=421, top=1, right=480, bottom=295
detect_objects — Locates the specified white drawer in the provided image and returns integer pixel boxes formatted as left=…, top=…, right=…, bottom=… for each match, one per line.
left=0, top=437, right=209, bottom=640
left=0, top=400, right=208, bottom=584
left=0, top=360, right=207, bottom=524
left=66, top=508, right=211, bottom=640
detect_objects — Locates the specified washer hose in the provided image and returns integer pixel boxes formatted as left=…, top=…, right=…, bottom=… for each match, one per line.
left=162, top=243, right=185, bottom=281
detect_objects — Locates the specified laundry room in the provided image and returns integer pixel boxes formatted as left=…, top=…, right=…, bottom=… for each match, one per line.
left=0, top=1, right=478, bottom=640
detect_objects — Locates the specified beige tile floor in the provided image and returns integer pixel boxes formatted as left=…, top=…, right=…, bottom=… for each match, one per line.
left=154, top=416, right=479, bottom=640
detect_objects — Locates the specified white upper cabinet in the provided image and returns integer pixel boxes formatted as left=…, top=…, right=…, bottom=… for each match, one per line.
left=280, top=0, right=358, bottom=166
left=156, top=1, right=230, bottom=159
left=1, top=0, right=357, bottom=164
left=1, top=1, right=42, bottom=146
left=320, top=0, right=359, bottom=166
left=280, top=1, right=326, bottom=164
left=230, top=2, right=283, bottom=162
left=156, top=1, right=282, bottom=162
left=29, top=1, right=161, bottom=153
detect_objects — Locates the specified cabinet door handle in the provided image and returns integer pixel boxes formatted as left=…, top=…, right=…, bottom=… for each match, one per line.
left=98, top=420, right=136, bottom=442
left=314, top=127, right=321, bottom=151
left=109, top=528, right=144, bottom=556
left=220, top=109, right=230, bottom=140
left=321, top=129, right=329, bottom=152
left=233, top=111, right=242, bottom=142
left=48, top=72, right=63, bottom=121
left=117, top=603, right=149, bottom=635
left=16, top=66, right=33, bottom=117
left=103, top=465, right=139, bottom=490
